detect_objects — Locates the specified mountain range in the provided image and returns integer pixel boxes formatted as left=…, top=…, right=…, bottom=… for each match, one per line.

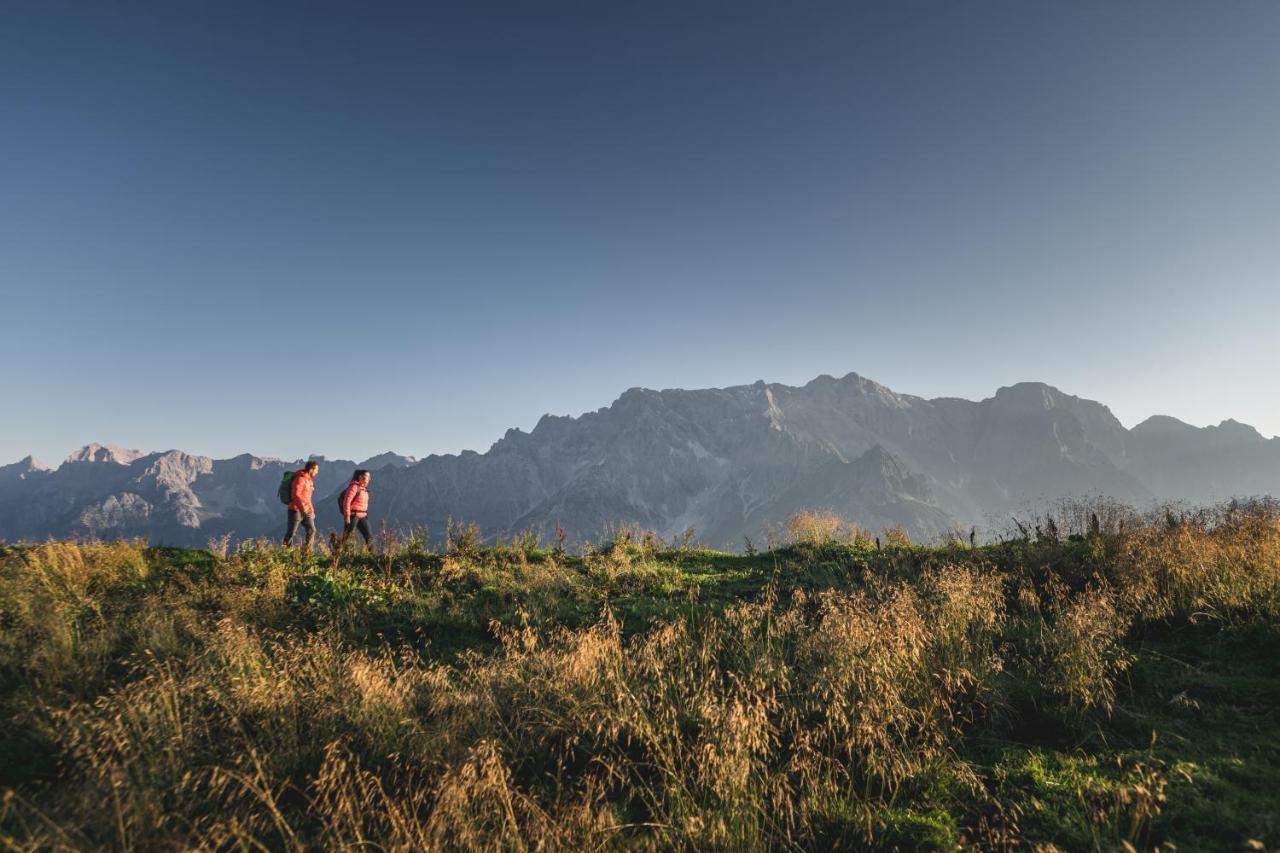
left=3, top=372, right=1277, bottom=548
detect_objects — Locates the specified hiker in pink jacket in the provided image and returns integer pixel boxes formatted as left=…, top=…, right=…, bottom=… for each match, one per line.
left=340, top=469, right=373, bottom=550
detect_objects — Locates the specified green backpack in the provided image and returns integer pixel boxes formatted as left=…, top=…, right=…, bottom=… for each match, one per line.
left=277, top=471, right=297, bottom=505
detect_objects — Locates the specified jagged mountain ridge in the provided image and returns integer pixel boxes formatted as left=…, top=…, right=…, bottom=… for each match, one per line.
left=0, top=446, right=416, bottom=545
left=2, top=373, right=1277, bottom=548
left=347, top=374, right=1159, bottom=546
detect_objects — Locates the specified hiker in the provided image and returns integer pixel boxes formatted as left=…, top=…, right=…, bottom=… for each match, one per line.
left=340, top=469, right=373, bottom=550
left=282, top=459, right=320, bottom=553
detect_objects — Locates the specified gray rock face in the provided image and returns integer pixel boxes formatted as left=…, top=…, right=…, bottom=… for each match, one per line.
left=315, top=373, right=1269, bottom=547
left=1, top=372, right=1276, bottom=548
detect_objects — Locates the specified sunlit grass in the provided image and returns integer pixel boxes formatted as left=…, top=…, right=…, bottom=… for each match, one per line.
left=1, top=499, right=1277, bottom=849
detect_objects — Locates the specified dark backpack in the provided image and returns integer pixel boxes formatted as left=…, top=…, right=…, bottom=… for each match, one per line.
left=278, top=471, right=297, bottom=505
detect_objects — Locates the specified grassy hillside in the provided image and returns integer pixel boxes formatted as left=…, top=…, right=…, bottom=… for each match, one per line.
left=1, top=505, right=1278, bottom=850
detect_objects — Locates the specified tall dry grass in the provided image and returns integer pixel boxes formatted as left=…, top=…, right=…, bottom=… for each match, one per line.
left=782, top=509, right=873, bottom=548
left=0, top=499, right=1277, bottom=849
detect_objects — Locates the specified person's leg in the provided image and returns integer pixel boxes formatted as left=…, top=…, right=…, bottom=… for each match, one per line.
left=356, top=517, right=373, bottom=550
left=340, top=515, right=356, bottom=549
left=301, top=512, right=316, bottom=553
left=284, top=508, right=301, bottom=545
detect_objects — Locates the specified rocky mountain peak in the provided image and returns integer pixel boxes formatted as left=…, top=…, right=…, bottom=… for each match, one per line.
left=358, top=452, right=418, bottom=470
left=853, top=443, right=901, bottom=472
left=849, top=445, right=932, bottom=498
left=1213, top=419, right=1265, bottom=444
left=18, top=455, right=48, bottom=472
left=1130, top=416, right=1266, bottom=448
left=989, top=382, right=1066, bottom=412
left=142, top=451, right=215, bottom=484
left=0, top=456, right=52, bottom=485
left=531, top=413, right=574, bottom=437
left=1131, top=415, right=1196, bottom=436
left=65, top=444, right=149, bottom=466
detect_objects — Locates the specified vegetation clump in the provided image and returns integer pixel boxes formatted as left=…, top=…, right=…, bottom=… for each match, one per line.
left=1, top=500, right=1278, bottom=850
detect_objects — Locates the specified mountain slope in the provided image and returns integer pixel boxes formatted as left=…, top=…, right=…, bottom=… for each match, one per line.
left=2, top=372, right=1276, bottom=548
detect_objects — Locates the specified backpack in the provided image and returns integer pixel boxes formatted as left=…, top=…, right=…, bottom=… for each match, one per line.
left=278, top=471, right=297, bottom=505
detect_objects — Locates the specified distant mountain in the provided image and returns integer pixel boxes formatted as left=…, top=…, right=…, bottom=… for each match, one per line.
left=0, top=455, right=50, bottom=487
left=358, top=451, right=418, bottom=471
left=2, top=373, right=1276, bottom=548
left=328, top=375, right=1156, bottom=547
left=1125, top=416, right=1280, bottom=504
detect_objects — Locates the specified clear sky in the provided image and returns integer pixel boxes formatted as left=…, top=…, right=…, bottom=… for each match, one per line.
left=3, top=1, right=1278, bottom=466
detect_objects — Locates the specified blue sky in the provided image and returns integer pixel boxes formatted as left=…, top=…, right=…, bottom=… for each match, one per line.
left=2, top=1, right=1278, bottom=465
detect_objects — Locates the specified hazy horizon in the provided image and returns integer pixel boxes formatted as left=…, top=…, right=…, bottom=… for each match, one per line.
left=4, top=1, right=1278, bottom=465
left=8, top=369, right=1277, bottom=468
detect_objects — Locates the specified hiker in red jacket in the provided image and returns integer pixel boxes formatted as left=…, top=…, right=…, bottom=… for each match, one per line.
left=284, top=459, right=320, bottom=553
left=340, top=469, right=373, bottom=551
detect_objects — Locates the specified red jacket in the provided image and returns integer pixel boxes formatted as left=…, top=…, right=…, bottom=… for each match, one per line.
left=341, top=480, right=369, bottom=518
left=289, top=469, right=316, bottom=514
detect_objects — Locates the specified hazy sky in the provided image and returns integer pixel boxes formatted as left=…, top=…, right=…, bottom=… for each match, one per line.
left=3, top=1, right=1278, bottom=466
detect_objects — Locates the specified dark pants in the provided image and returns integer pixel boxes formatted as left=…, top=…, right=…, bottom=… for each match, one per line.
left=284, top=509, right=315, bottom=550
left=343, top=515, right=373, bottom=549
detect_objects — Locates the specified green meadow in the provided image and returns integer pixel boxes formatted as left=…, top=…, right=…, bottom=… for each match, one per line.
left=2, top=505, right=1277, bottom=850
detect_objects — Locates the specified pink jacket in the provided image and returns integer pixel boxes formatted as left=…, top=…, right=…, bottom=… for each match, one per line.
left=341, top=480, right=369, bottom=518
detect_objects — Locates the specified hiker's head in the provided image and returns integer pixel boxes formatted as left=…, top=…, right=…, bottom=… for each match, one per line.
left=354, top=469, right=371, bottom=485
left=305, top=460, right=320, bottom=474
